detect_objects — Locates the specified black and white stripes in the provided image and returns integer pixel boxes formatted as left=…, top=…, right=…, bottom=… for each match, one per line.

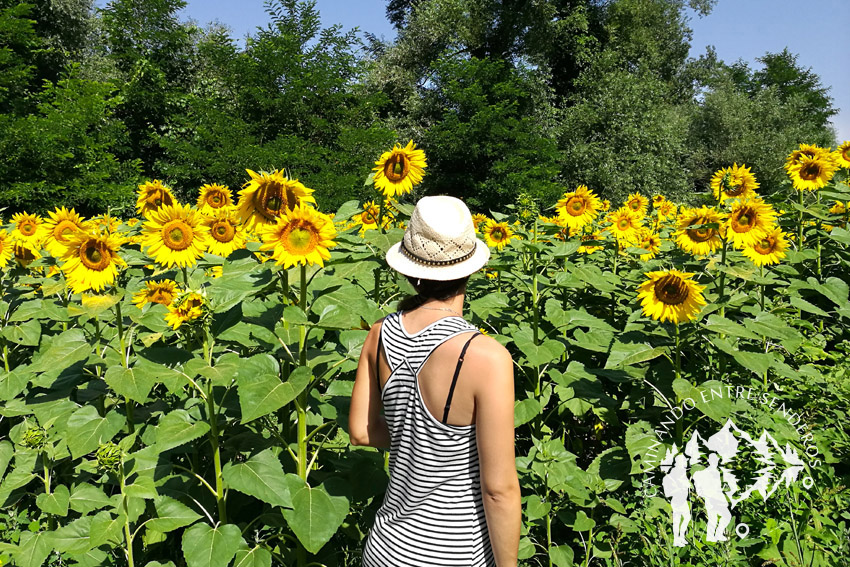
left=362, top=311, right=495, bottom=567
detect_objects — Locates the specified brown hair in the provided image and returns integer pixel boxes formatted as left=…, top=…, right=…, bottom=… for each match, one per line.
left=397, top=276, right=470, bottom=312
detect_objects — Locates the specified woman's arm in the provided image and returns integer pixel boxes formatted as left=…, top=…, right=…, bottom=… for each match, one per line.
left=349, top=320, right=391, bottom=449
left=475, top=342, right=521, bottom=567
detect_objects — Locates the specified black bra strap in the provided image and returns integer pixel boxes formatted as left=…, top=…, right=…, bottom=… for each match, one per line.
left=375, top=324, right=384, bottom=391
left=442, top=331, right=482, bottom=424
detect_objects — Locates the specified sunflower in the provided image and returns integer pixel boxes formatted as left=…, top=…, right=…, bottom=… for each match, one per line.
left=625, top=193, right=649, bottom=220
left=137, top=180, right=177, bottom=216
left=0, top=230, right=13, bottom=269
left=605, top=207, right=642, bottom=242
left=784, top=143, right=831, bottom=172
left=59, top=230, right=126, bottom=293
left=259, top=202, right=337, bottom=268
left=202, top=208, right=246, bottom=258
left=142, top=203, right=210, bottom=268
left=742, top=228, right=788, bottom=267
left=43, top=207, right=87, bottom=257
left=13, top=242, right=40, bottom=267
left=710, top=163, right=759, bottom=202
left=237, top=169, right=316, bottom=233
left=829, top=201, right=847, bottom=215
left=372, top=140, right=427, bottom=199
left=724, top=197, right=777, bottom=249
left=472, top=213, right=489, bottom=233
left=637, top=269, right=706, bottom=324
left=91, top=213, right=121, bottom=234
left=205, top=265, right=223, bottom=279
left=578, top=231, right=605, bottom=255
left=835, top=141, right=850, bottom=169
left=357, top=201, right=381, bottom=232
left=787, top=154, right=837, bottom=191
left=674, top=206, right=725, bottom=257
left=197, top=184, right=233, bottom=214
left=165, top=291, right=208, bottom=330
left=10, top=212, right=48, bottom=249
left=600, top=199, right=611, bottom=212
left=652, top=195, right=665, bottom=207
left=133, top=279, right=180, bottom=309
left=657, top=200, right=677, bottom=220
left=636, top=228, right=662, bottom=261
left=482, top=220, right=516, bottom=250
left=555, top=185, right=601, bottom=230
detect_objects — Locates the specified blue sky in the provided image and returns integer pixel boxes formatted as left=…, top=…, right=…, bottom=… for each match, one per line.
left=106, top=0, right=850, bottom=141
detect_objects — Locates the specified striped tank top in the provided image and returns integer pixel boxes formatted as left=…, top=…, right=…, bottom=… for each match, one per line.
left=362, top=310, right=495, bottom=567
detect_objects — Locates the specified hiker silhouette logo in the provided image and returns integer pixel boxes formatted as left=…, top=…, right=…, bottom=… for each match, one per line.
left=636, top=385, right=820, bottom=547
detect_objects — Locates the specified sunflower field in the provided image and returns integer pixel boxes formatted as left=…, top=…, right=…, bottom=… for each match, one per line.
left=0, top=139, right=849, bottom=567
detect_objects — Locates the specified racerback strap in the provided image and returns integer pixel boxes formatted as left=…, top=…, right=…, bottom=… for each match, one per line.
left=375, top=323, right=385, bottom=390
left=442, top=331, right=482, bottom=424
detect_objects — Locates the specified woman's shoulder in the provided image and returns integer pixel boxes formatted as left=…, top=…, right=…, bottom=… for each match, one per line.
left=467, top=331, right=512, bottom=364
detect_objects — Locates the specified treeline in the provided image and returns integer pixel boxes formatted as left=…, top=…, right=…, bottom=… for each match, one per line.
left=0, top=0, right=838, bottom=217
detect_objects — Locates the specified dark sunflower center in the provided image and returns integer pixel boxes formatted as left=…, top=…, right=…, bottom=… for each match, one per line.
left=151, top=289, right=173, bottom=305
left=80, top=240, right=112, bottom=271
left=14, top=244, right=36, bottom=263
left=256, top=180, right=286, bottom=219
left=162, top=220, right=193, bottom=251
left=54, top=220, right=77, bottom=242
left=21, top=222, right=36, bottom=236
left=843, top=148, right=850, bottom=162
left=567, top=197, right=586, bottom=216
left=754, top=238, right=774, bottom=254
left=800, top=161, right=822, bottom=181
left=209, top=193, right=223, bottom=207
left=732, top=208, right=756, bottom=232
left=492, top=228, right=505, bottom=240
left=686, top=220, right=714, bottom=242
left=384, top=154, right=410, bottom=182
left=654, top=274, right=690, bottom=306
left=364, top=209, right=378, bottom=224
left=617, top=218, right=630, bottom=230
left=629, top=200, right=641, bottom=211
left=725, top=180, right=745, bottom=196
left=212, top=221, right=235, bottom=243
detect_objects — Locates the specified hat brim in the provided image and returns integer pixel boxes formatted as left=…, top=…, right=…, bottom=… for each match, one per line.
left=385, top=239, right=491, bottom=281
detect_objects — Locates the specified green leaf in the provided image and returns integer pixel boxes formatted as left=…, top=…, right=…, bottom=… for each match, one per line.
left=625, top=421, right=660, bottom=474
left=155, top=410, right=210, bottom=452
left=64, top=406, right=125, bottom=459
left=148, top=496, right=202, bottom=533
left=702, top=315, right=760, bottom=340
left=14, top=531, right=53, bottom=567
left=789, top=295, right=829, bottom=316
left=28, top=328, right=89, bottom=375
left=468, top=293, right=510, bottom=320
left=233, top=546, right=273, bottom=567
left=525, top=494, right=550, bottom=521
left=0, top=368, right=29, bottom=401
left=605, top=340, right=665, bottom=369
left=104, top=366, right=158, bottom=403
left=0, top=440, right=13, bottom=479
left=587, top=447, right=630, bottom=491
left=282, top=477, right=350, bottom=554
left=672, top=379, right=734, bottom=424
left=2, top=319, right=41, bottom=346
left=511, top=326, right=565, bottom=367
left=222, top=449, right=292, bottom=508
left=549, top=544, right=575, bottom=567
left=69, top=483, right=112, bottom=514
left=89, top=510, right=126, bottom=548
left=514, top=398, right=541, bottom=427
left=36, top=484, right=70, bottom=516
left=181, top=523, right=244, bottom=567
left=51, top=515, right=93, bottom=554
left=334, top=200, right=361, bottom=223
left=237, top=364, right=311, bottom=424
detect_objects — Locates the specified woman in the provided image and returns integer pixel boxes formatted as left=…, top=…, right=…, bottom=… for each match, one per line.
left=349, top=195, right=521, bottom=567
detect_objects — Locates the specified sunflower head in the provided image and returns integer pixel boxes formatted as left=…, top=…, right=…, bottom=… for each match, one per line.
left=578, top=230, right=606, bottom=255
left=555, top=185, right=601, bottom=230
left=710, top=163, right=759, bottom=203
left=197, top=184, right=233, bottom=213
left=787, top=154, right=838, bottom=191
left=742, top=228, right=788, bottom=267
left=237, top=169, right=316, bottom=233
left=165, top=290, right=210, bottom=330
left=142, top=203, right=209, bottom=268
left=673, top=206, right=725, bottom=257
left=836, top=141, right=850, bottom=169
left=203, top=207, right=246, bottom=258
left=59, top=230, right=126, bottom=293
left=43, top=207, right=87, bottom=257
left=724, top=197, right=776, bottom=249
left=0, top=230, right=12, bottom=270
left=259, top=202, right=338, bottom=269
left=137, top=180, right=177, bottom=216
left=12, top=242, right=40, bottom=268
left=133, top=279, right=181, bottom=309
left=372, top=140, right=427, bottom=199
left=784, top=143, right=831, bottom=172
left=482, top=219, right=516, bottom=250
left=625, top=193, right=649, bottom=219
left=637, top=269, right=706, bottom=324
left=605, top=207, right=642, bottom=242
left=10, top=212, right=48, bottom=248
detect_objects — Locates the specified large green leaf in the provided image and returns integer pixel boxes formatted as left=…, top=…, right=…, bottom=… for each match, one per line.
left=14, top=531, right=53, bottom=567
left=64, top=406, right=124, bottom=459
left=51, top=515, right=93, bottom=554
left=625, top=421, right=660, bottom=474
left=155, top=410, right=210, bottom=452
left=1, top=319, right=41, bottom=346
left=36, top=484, right=70, bottom=516
left=181, top=523, right=244, bottom=567
left=604, top=340, right=665, bottom=369
left=28, top=328, right=90, bottom=375
left=237, top=363, right=311, bottom=424
left=282, top=477, right=350, bottom=554
left=104, top=365, right=159, bottom=403
left=587, top=446, right=630, bottom=491
left=672, top=379, right=734, bottom=424
left=514, top=398, right=541, bottom=427
left=69, top=483, right=112, bottom=514
left=89, top=510, right=126, bottom=548
left=233, top=545, right=273, bottom=567
left=222, top=449, right=292, bottom=508
left=511, top=326, right=565, bottom=367
left=147, top=496, right=202, bottom=533
left=0, top=368, right=29, bottom=401
left=702, top=315, right=760, bottom=340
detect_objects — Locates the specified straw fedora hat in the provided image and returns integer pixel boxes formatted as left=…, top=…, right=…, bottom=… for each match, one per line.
left=385, top=195, right=490, bottom=281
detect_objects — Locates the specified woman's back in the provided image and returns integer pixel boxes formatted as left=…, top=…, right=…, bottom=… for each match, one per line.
left=361, top=310, right=496, bottom=567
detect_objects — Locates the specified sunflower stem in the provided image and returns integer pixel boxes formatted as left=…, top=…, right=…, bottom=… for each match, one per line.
left=295, top=263, right=309, bottom=567
left=182, top=265, right=188, bottom=287
left=674, top=322, right=681, bottom=383
left=717, top=237, right=727, bottom=319
left=206, top=374, right=227, bottom=523
left=115, top=302, right=135, bottom=435
left=119, top=458, right=136, bottom=567
left=759, top=265, right=765, bottom=312
left=797, top=188, right=805, bottom=248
